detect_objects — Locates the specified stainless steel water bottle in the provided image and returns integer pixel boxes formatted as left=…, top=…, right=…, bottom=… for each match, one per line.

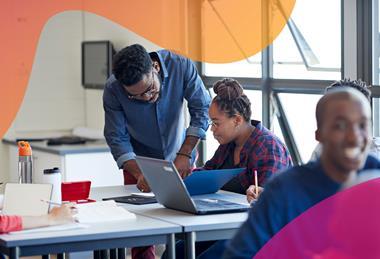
left=18, top=141, right=33, bottom=183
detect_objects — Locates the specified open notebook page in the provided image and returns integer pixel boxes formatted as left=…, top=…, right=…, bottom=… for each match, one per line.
left=75, top=200, right=136, bottom=223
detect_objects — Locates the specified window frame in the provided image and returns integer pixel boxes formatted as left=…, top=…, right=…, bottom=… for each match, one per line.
left=198, top=0, right=380, bottom=165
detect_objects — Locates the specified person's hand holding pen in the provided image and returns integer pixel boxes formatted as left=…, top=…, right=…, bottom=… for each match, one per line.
left=48, top=203, right=78, bottom=225
left=246, top=170, right=264, bottom=204
left=22, top=200, right=78, bottom=229
left=41, top=200, right=78, bottom=225
left=246, top=185, right=264, bottom=204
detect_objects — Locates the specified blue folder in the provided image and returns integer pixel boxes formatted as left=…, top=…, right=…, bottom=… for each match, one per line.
left=184, top=168, right=245, bottom=196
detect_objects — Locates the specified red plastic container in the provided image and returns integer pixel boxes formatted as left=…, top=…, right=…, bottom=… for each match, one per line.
left=61, top=181, right=95, bottom=203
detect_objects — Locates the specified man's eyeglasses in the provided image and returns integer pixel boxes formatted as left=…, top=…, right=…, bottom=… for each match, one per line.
left=208, top=119, right=218, bottom=128
left=126, top=71, right=158, bottom=100
left=127, top=84, right=155, bottom=99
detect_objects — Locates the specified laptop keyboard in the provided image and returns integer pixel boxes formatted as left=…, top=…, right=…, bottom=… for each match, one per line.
left=194, top=198, right=247, bottom=210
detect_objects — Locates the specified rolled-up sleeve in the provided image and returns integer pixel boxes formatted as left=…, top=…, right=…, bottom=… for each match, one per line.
left=103, top=84, right=135, bottom=168
left=0, top=215, right=23, bottom=233
left=183, top=58, right=211, bottom=140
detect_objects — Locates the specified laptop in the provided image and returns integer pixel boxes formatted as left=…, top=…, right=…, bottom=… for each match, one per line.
left=3, top=183, right=52, bottom=216
left=135, top=156, right=249, bottom=215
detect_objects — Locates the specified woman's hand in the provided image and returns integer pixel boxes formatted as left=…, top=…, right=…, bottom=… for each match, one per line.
left=246, top=185, right=264, bottom=204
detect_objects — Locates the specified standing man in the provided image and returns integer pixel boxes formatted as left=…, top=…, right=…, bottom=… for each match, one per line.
left=103, top=44, right=211, bottom=192
left=103, top=44, right=210, bottom=259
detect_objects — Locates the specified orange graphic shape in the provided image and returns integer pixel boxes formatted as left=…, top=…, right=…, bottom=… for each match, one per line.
left=0, top=0, right=294, bottom=138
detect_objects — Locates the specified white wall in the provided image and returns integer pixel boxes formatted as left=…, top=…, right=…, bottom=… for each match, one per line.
left=11, top=11, right=85, bottom=133
left=1, top=11, right=85, bottom=186
left=81, top=12, right=160, bottom=129
left=1, top=11, right=162, bottom=183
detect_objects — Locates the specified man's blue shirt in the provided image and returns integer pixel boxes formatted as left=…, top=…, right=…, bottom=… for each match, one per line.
left=103, top=50, right=211, bottom=168
left=223, top=155, right=380, bottom=259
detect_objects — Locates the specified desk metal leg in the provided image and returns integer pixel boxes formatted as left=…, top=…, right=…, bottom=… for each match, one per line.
left=117, top=248, right=126, bottom=259
left=93, top=250, right=101, bottom=259
left=94, top=250, right=108, bottom=259
left=9, top=247, right=20, bottom=259
left=110, top=248, right=117, bottom=259
left=185, top=232, right=196, bottom=259
left=167, top=233, right=175, bottom=259
left=100, top=250, right=108, bottom=259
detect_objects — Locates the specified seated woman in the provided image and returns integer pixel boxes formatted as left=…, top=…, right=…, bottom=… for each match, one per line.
left=0, top=204, right=76, bottom=233
left=201, top=78, right=292, bottom=195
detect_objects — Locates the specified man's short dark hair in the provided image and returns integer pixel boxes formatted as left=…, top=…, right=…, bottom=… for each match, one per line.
left=325, top=79, right=371, bottom=101
left=112, top=44, right=152, bottom=87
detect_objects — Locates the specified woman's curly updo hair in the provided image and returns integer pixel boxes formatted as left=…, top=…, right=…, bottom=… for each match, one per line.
left=213, top=78, right=252, bottom=122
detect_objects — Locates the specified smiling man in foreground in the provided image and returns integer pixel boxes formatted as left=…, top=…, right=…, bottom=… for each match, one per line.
left=223, top=87, right=380, bottom=258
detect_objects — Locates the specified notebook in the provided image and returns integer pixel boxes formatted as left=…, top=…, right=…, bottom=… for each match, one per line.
left=2, top=183, right=52, bottom=216
left=136, top=156, right=249, bottom=215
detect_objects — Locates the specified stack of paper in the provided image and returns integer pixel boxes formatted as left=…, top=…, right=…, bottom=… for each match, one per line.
left=75, top=200, right=136, bottom=223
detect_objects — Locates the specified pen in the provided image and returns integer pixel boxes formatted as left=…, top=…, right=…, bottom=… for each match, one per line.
left=40, top=199, right=68, bottom=206
left=254, top=170, right=258, bottom=197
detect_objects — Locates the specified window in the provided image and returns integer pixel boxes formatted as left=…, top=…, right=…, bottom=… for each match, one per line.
left=275, top=93, right=322, bottom=162
left=203, top=53, right=261, bottom=78
left=200, top=0, right=343, bottom=165
left=273, top=0, right=341, bottom=80
left=201, top=0, right=262, bottom=78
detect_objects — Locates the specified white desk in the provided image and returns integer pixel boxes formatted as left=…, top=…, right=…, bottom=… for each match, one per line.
left=0, top=214, right=180, bottom=259
left=91, top=185, right=249, bottom=259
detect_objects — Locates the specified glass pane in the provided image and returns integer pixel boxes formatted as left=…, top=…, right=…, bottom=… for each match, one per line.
left=201, top=0, right=261, bottom=78
left=205, top=90, right=262, bottom=160
left=273, top=0, right=341, bottom=80
left=276, top=93, right=322, bottom=162
left=203, top=53, right=262, bottom=78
